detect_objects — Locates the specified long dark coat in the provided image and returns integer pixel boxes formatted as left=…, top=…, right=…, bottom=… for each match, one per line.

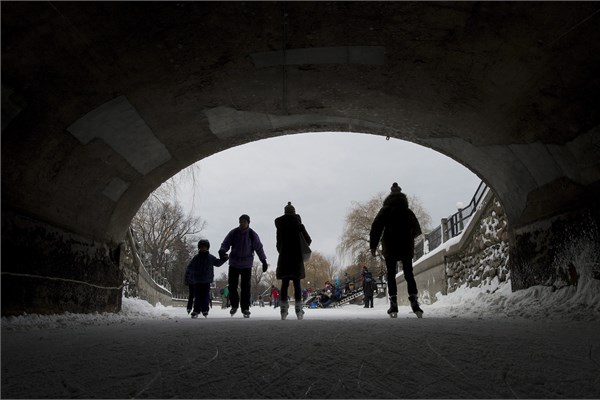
left=274, top=214, right=312, bottom=280
left=369, top=192, right=422, bottom=260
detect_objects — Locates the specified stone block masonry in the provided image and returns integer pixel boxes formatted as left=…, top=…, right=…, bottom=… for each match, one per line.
left=445, top=198, right=510, bottom=293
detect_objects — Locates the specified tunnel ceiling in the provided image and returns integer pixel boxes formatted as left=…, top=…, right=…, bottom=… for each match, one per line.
left=2, top=1, right=599, bottom=242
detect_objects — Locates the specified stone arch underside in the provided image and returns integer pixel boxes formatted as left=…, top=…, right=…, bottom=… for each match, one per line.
left=2, top=2, right=599, bottom=315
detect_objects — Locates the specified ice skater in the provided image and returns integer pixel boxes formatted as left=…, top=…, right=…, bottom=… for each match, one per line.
left=274, top=202, right=312, bottom=320
left=219, top=214, right=268, bottom=318
left=370, top=183, right=423, bottom=318
left=184, top=239, right=228, bottom=318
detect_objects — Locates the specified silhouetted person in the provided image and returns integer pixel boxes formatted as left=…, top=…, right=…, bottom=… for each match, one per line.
left=275, top=202, right=312, bottom=320
left=370, top=183, right=423, bottom=318
left=219, top=214, right=268, bottom=318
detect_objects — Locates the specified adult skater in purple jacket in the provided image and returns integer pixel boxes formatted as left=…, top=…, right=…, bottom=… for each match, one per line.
left=219, top=214, right=268, bottom=318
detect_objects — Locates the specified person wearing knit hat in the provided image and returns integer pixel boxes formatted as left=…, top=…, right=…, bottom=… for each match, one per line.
left=369, top=183, right=424, bottom=318
left=383, top=182, right=409, bottom=208
left=284, top=202, right=296, bottom=215
left=218, top=214, right=268, bottom=318
left=274, top=201, right=312, bottom=320
left=183, top=239, right=227, bottom=318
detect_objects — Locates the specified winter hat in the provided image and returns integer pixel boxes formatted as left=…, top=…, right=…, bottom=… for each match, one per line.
left=284, top=201, right=296, bottom=215
left=198, top=239, right=210, bottom=250
left=390, top=182, right=402, bottom=193
left=239, top=214, right=250, bottom=223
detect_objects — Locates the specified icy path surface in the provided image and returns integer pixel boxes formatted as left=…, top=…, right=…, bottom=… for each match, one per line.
left=2, top=284, right=600, bottom=399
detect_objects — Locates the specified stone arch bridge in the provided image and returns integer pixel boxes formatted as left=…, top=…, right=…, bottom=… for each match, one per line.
left=2, top=2, right=599, bottom=315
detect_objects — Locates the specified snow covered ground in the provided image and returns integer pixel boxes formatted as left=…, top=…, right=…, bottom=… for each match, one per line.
left=2, top=278, right=600, bottom=399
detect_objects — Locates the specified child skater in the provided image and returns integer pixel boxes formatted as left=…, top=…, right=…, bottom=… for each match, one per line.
left=184, top=239, right=228, bottom=318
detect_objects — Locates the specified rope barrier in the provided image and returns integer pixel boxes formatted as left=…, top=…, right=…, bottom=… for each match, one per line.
left=1, top=272, right=124, bottom=290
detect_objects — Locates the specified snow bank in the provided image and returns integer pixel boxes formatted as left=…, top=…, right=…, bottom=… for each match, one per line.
left=1, top=297, right=173, bottom=331
left=427, top=275, right=600, bottom=321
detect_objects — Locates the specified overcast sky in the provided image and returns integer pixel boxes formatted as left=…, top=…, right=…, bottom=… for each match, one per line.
left=170, top=132, right=481, bottom=267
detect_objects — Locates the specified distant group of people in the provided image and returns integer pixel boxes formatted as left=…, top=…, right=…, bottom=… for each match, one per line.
left=184, top=182, right=424, bottom=320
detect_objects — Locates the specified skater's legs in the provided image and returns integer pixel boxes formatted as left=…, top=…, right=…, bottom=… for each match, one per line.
left=280, top=278, right=290, bottom=301
left=239, top=268, right=252, bottom=311
left=400, top=256, right=418, bottom=296
left=191, top=283, right=201, bottom=313
left=293, top=279, right=304, bottom=320
left=292, top=279, right=302, bottom=302
left=385, top=258, right=398, bottom=297
left=186, top=285, right=194, bottom=312
left=197, top=283, right=211, bottom=314
left=228, top=267, right=241, bottom=309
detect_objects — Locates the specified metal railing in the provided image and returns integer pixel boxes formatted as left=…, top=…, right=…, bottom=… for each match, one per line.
left=446, top=180, right=489, bottom=239
left=413, top=180, right=489, bottom=260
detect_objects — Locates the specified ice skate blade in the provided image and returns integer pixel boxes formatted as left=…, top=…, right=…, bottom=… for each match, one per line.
left=389, top=312, right=398, bottom=318
left=243, top=314, right=250, bottom=318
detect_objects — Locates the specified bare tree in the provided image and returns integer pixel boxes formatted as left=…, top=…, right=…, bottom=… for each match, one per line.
left=262, top=270, right=277, bottom=290
left=337, top=191, right=432, bottom=267
left=130, top=194, right=206, bottom=290
left=325, top=255, right=343, bottom=282
left=250, top=261, right=271, bottom=302
left=304, top=251, right=332, bottom=291
left=165, top=236, right=197, bottom=298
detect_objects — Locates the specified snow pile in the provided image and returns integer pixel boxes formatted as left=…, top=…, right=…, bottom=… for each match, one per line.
left=427, top=274, right=600, bottom=321
left=1, top=297, right=173, bottom=332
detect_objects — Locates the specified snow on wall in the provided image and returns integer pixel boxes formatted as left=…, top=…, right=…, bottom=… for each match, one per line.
left=445, top=198, right=511, bottom=293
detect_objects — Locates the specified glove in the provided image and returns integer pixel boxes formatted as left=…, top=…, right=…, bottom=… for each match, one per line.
left=219, top=250, right=228, bottom=260
left=262, top=262, right=268, bottom=273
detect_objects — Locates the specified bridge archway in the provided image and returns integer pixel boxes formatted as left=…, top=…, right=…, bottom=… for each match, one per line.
left=2, top=2, right=598, bottom=315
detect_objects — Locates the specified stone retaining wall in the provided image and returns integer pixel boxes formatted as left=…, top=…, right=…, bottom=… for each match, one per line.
left=445, top=197, right=510, bottom=293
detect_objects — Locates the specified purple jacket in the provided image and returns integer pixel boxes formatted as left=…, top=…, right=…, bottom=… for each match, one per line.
left=219, top=227, right=267, bottom=268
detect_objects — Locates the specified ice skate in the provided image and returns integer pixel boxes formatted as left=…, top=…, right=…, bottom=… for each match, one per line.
left=242, top=310, right=251, bottom=318
left=202, top=312, right=208, bottom=318
left=280, top=302, right=289, bottom=320
left=409, top=295, right=424, bottom=318
left=191, top=312, right=199, bottom=319
left=387, top=296, right=398, bottom=318
left=230, top=307, right=238, bottom=317
left=295, top=302, right=304, bottom=320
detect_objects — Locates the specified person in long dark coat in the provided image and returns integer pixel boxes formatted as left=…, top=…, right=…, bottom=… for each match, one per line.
left=275, top=202, right=312, bottom=320
left=369, top=183, right=423, bottom=318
